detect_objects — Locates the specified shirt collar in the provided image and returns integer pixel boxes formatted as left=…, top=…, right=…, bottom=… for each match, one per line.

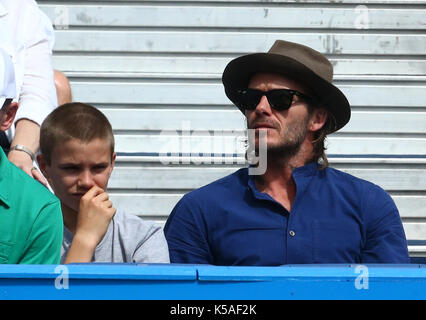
left=246, top=162, right=319, bottom=201
left=292, top=161, right=319, bottom=177
left=0, top=148, right=11, bottom=207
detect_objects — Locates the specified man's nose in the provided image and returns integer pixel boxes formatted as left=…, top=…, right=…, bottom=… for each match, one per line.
left=254, top=95, right=272, bottom=115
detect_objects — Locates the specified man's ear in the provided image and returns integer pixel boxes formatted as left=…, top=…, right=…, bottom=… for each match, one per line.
left=0, top=102, right=18, bottom=131
left=309, top=108, right=328, bottom=132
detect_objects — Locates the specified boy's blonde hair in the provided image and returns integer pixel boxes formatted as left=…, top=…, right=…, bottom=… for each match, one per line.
left=40, top=102, right=114, bottom=165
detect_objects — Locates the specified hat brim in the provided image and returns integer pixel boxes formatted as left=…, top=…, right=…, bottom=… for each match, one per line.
left=222, top=53, right=351, bottom=133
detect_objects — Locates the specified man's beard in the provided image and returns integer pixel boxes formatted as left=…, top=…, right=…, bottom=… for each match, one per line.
left=247, top=114, right=310, bottom=163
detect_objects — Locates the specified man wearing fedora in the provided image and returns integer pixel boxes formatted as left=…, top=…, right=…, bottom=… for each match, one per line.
left=164, top=40, right=410, bottom=265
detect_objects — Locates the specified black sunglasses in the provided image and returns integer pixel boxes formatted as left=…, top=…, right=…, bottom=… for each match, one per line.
left=234, top=88, right=313, bottom=111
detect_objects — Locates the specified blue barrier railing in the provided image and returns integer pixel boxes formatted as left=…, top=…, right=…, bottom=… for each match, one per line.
left=1, top=263, right=426, bottom=300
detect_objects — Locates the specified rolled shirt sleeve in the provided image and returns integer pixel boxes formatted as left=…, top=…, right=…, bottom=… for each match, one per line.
left=14, top=0, right=57, bottom=127
left=1, top=0, right=57, bottom=143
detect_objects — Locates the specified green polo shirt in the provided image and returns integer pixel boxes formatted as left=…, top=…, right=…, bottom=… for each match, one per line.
left=0, top=148, right=63, bottom=264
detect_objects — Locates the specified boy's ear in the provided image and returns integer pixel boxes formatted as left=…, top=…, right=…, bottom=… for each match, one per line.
left=111, top=152, right=116, bottom=168
left=0, top=102, right=18, bottom=131
left=107, top=152, right=116, bottom=178
left=36, top=154, right=48, bottom=177
left=36, top=154, right=54, bottom=188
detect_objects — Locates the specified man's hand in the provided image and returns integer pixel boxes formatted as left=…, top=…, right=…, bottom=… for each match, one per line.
left=64, top=186, right=116, bottom=263
left=8, top=150, right=48, bottom=187
left=8, top=119, right=48, bottom=186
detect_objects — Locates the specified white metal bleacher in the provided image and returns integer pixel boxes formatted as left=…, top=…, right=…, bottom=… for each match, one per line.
left=39, top=0, right=426, bottom=256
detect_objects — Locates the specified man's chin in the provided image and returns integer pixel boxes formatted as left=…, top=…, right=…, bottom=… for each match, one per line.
left=251, top=140, right=302, bottom=157
left=267, top=143, right=302, bottom=159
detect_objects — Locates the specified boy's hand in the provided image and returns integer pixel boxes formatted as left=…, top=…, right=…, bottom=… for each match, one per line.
left=65, top=186, right=116, bottom=263
left=74, top=186, right=116, bottom=250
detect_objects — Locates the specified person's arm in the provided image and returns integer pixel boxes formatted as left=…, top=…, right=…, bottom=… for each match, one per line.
left=19, top=199, right=63, bottom=264
left=8, top=119, right=47, bottom=185
left=8, top=1, right=57, bottom=183
left=64, top=186, right=116, bottom=264
left=164, top=197, right=212, bottom=264
left=132, top=223, right=170, bottom=263
left=360, top=184, right=410, bottom=263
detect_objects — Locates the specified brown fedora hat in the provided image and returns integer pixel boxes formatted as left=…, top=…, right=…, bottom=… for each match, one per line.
left=222, top=40, right=351, bottom=132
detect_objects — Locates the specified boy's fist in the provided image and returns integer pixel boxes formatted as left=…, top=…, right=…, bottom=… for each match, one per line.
left=75, top=185, right=116, bottom=249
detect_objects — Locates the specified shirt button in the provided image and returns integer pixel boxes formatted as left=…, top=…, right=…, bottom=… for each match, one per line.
left=289, top=230, right=296, bottom=237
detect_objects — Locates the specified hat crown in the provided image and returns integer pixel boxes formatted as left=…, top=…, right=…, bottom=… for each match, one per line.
left=268, top=40, right=333, bottom=83
left=0, top=48, right=16, bottom=106
left=222, top=39, right=350, bottom=132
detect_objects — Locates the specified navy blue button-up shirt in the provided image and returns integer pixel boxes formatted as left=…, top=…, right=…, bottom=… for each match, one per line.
left=164, top=163, right=410, bottom=265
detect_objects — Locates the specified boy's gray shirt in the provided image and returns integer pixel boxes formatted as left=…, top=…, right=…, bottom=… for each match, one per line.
left=61, top=210, right=170, bottom=263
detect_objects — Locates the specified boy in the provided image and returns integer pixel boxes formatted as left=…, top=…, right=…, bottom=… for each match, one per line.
left=37, top=102, right=170, bottom=263
left=0, top=48, right=62, bottom=264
